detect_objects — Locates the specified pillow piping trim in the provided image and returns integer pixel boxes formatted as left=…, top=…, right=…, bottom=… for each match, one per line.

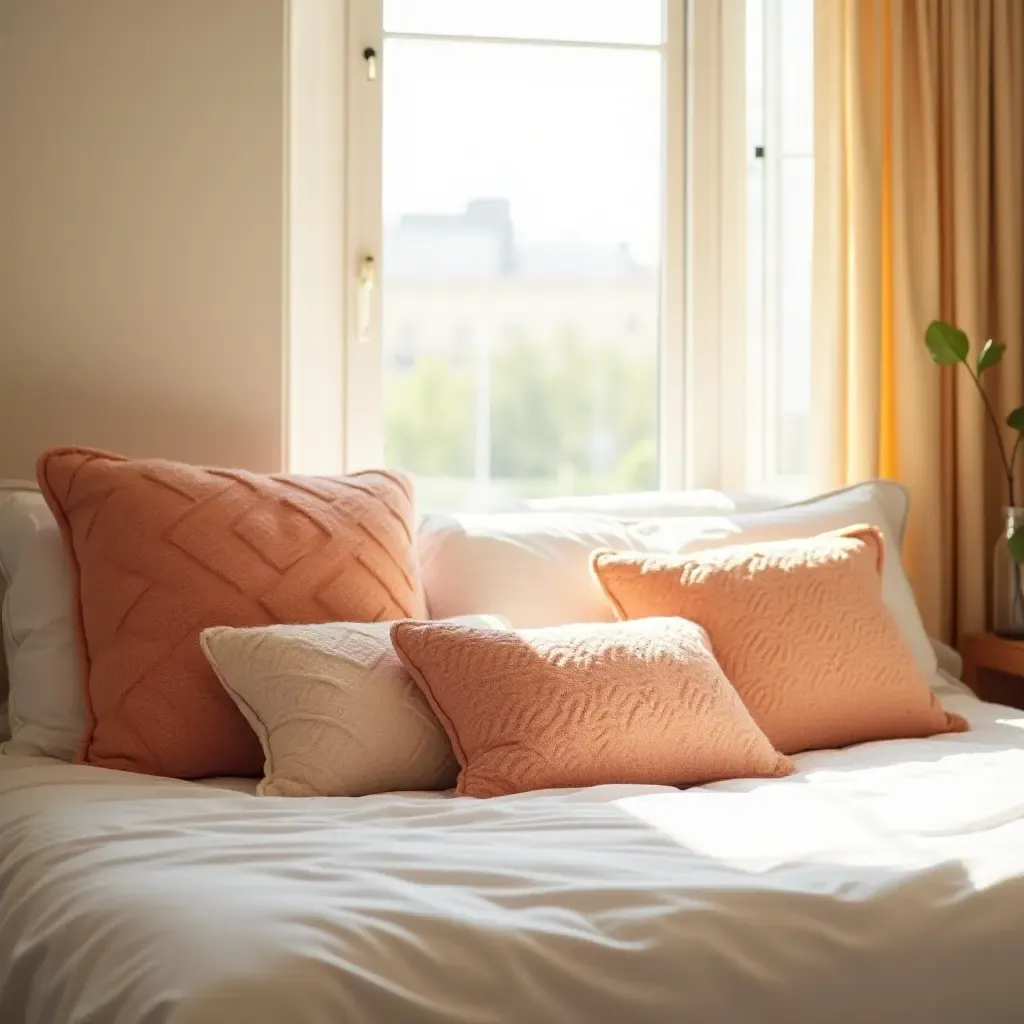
left=390, top=620, right=470, bottom=771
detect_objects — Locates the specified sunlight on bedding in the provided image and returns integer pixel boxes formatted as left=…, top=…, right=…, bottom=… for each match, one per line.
left=2, top=693, right=1024, bottom=1023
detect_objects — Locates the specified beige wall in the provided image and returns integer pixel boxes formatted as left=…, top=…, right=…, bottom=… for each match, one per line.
left=0, top=0, right=290, bottom=477
left=286, top=0, right=347, bottom=476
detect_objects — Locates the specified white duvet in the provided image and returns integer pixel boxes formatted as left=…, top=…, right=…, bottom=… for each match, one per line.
left=2, top=692, right=1024, bottom=1024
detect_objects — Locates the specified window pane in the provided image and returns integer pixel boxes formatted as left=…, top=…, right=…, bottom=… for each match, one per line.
left=745, top=0, right=813, bottom=495
left=384, top=0, right=664, bottom=45
left=775, top=0, right=814, bottom=483
left=778, top=156, right=813, bottom=477
left=780, top=0, right=814, bottom=155
left=382, top=39, right=662, bottom=511
left=746, top=0, right=766, bottom=466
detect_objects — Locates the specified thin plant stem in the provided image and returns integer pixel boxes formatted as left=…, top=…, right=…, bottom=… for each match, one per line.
left=962, top=362, right=1024, bottom=632
left=964, top=363, right=1016, bottom=506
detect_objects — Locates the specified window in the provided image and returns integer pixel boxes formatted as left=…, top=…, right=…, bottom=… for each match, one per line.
left=745, top=0, right=814, bottom=497
left=342, top=0, right=814, bottom=508
left=388, top=323, right=417, bottom=373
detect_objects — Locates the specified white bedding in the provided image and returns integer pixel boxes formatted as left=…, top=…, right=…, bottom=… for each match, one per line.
left=2, top=693, right=1024, bottom=1023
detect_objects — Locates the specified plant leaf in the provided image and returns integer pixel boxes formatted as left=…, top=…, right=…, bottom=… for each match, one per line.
left=1007, top=406, right=1024, bottom=432
left=925, top=321, right=969, bottom=365
left=977, top=339, right=1006, bottom=374
left=1008, top=531, right=1024, bottom=565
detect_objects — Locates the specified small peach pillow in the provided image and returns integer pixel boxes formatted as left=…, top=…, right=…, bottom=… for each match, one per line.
left=592, top=526, right=967, bottom=755
left=38, top=446, right=425, bottom=779
left=390, top=616, right=792, bottom=798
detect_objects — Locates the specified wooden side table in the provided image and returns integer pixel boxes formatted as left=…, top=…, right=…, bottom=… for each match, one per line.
left=961, top=633, right=1024, bottom=711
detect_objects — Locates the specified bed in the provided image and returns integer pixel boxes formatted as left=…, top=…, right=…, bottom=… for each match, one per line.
left=4, top=474, right=1023, bottom=1021
left=3, top=684, right=1024, bottom=1024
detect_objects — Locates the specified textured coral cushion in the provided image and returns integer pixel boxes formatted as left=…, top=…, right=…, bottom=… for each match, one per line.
left=37, top=447, right=424, bottom=778
left=200, top=615, right=508, bottom=798
left=592, top=527, right=968, bottom=755
left=390, top=617, right=793, bottom=798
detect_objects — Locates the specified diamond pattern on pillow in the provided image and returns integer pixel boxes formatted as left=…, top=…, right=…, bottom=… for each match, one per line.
left=38, top=447, right=424, bottom=779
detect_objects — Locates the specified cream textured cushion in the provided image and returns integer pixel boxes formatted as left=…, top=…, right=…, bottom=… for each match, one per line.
left=201, top=615, right=508, bottom=797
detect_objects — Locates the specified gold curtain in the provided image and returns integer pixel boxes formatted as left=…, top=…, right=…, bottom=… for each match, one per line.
left=813, top=0, right=1024, bottom=642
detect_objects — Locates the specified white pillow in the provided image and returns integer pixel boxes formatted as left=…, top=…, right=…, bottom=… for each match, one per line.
left=524, top=489, right=781, bottom=518
left=0, top=486, right=84, bottom=760
left=930, top=637, right=971, bottom=696
left=785, top=480, right=910, bottom=545
left=201, top=614, right=509, bottom=797
left=418, top=481, right=938, bottom=685
left=0, top=482, right=41, bottom=713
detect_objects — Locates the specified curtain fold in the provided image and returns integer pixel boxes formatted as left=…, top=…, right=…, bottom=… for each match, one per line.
left=813, top=0, right=1024, bottom=641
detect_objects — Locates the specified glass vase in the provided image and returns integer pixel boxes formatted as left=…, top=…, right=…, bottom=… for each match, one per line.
left=993, top=507, right=1024, bottom=638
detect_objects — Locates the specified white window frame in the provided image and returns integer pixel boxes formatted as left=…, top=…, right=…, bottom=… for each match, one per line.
left=684, top=0, right=748, bottom=492
left=687, top=0, right=814, bottom=497
left=744, top=0, right=813, bottom=498
left=746, top=0, right=782, bottom=494
left=339, top=0, right=782, bottom=498
left=343, top=0, right=385, bottom=474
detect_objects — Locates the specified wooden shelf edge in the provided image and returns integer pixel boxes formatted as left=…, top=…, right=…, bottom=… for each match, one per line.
left=962, top=633, right=1024, bottom=683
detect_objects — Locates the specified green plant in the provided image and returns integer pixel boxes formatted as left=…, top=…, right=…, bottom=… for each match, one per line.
left=925, top=320, right=1024, bottom=563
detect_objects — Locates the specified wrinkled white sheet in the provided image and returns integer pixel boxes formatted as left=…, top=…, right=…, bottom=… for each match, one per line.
left=2, top=693, right=1024, bottom=1024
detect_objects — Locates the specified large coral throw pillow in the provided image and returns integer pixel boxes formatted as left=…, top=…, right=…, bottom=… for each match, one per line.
left=390, top=616, right=792, bottom=798
left=38, top=447, right=424, bottom=778
left=592, top=526, right=967, bottom=755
